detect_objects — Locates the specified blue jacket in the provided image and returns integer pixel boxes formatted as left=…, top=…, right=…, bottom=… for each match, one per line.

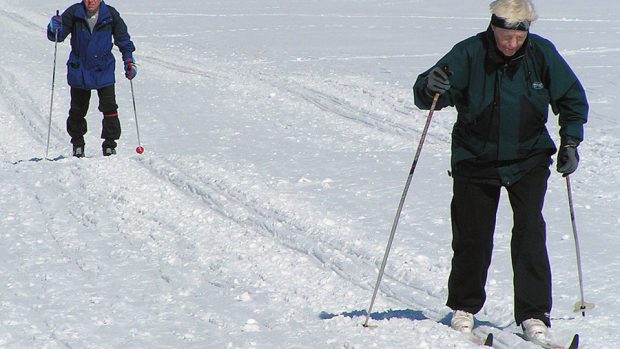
left=47, top=2, right=135, bottom=90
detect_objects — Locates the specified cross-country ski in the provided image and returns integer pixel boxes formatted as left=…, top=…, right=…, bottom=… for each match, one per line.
left=522, top=333, right=579, bottom=349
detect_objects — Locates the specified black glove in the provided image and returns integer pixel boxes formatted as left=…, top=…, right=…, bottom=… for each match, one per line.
left=426, top=66, right=451, bottom=95
left=557, top=144, right=579, bottom=177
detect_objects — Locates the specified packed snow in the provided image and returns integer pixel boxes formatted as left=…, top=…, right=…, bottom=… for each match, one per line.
left=0, top=0, right=618, bottom=348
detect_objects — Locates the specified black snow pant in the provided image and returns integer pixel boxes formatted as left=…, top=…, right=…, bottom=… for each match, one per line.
left=67, top=85, right=121, bottom=149
left=446, top=165, right=552, bottom=327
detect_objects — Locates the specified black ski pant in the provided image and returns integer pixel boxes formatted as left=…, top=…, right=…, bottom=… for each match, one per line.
left=67, top=85, right=121, bottom=149
left=446, top=166, right=552, bottom=326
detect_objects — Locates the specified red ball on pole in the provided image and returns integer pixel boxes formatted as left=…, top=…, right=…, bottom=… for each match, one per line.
left=136, top=146, right=144, bottom=154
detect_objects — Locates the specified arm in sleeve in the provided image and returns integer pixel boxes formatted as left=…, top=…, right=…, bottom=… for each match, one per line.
left=412, top=58, right=466, bottom=111
left=412, top=38, right=475, bottom=111
left=413, top=64, right=459, bottom=111
left=46, top=9, right=72, bottom=42
left=546, top=48, right=588, bottom=146
left=110, top=8, right=136, bottom=60
left=555, top=80, right=588, bottom=146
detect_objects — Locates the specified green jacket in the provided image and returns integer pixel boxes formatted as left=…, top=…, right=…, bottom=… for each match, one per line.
left=413, top=27, right=588, bottom=186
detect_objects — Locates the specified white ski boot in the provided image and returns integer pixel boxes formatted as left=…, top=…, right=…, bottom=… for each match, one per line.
left=451, top=310, right=474, bottom=333
left=522, top=318, right=549, bottom=343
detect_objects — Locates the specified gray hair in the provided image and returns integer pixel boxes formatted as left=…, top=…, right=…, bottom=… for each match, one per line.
left=489, top=0, right=538, bottom=28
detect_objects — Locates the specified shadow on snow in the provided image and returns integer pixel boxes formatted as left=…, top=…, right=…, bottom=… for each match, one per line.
left=319, top=309, right=429, bottom=322
left=319, top=309, right=498, bottom=329
left=9, top=155, right=66, bottom=164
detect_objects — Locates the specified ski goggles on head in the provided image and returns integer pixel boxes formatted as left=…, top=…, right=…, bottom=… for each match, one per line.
left=491, top=14, right=530, bottom=31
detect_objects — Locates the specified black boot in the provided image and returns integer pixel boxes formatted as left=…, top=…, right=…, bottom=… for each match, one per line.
left=73, top=145, right=85, bottom=158
left=103, top=147, right=117, bottom=156
left=102, top=139, right=117, bottom=156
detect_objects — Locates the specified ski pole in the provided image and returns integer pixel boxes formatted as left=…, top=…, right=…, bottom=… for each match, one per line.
left=45, top=10, right=60, bottom=159
left=565, top=175, right=594, bottom=316
left=130, top=79, right=144, bottom=154
left=363, top=76, right=445, bottom=327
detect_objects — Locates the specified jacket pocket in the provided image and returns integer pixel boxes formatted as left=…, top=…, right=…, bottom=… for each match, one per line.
left=519, top=94, right=548, bottom=142
left=66, top=56, right=82, bottom=87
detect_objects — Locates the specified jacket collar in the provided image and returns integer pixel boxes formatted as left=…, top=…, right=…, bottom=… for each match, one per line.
left=76, top=1, right=111, bottom=23
left=483, top=25, right=528, bottom=77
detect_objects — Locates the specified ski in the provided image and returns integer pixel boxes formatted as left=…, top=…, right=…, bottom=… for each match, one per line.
left=523, top=333, right=579, bottom=349
left=469, top=331, right=493, bottom=347
left=474, top=326, right=578, bottom=349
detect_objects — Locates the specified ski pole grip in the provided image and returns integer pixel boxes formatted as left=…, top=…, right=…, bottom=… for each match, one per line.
left=54, top=10, right=60, bottom=40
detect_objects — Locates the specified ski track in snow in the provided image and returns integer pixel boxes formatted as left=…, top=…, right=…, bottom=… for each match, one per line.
left=138, top=51, right=450, bottom=150
left=0, top=65, right=63, bottom=148
left=0, top=7, right=458, bottom=347
left=134, top=155, right=452, bottom=317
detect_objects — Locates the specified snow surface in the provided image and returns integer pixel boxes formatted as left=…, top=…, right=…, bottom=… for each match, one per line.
left=0, top=0, right=618, bottom=348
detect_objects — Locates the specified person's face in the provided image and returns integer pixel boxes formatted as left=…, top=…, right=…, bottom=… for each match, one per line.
left=83, top=0, right=102, bottom=13
left=492, top=26, right=528, bottom=57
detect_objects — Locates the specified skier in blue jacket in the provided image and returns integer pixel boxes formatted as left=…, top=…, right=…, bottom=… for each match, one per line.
left=47, top=0, right=136, bottom=157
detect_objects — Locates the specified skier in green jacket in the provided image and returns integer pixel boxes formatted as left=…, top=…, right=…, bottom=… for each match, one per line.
left=413, top=0, right=588, bottom=344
